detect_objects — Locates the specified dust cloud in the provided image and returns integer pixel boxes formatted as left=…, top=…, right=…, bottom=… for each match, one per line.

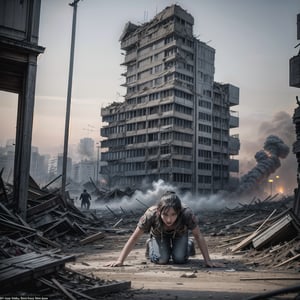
left=94, top=179, right=229, bottom=213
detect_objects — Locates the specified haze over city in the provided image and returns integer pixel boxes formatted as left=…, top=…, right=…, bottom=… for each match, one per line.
left=0, top=0, right=299, bottom=194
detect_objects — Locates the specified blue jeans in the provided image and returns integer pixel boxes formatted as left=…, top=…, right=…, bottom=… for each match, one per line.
left=148, top=233, right=189, bottom=264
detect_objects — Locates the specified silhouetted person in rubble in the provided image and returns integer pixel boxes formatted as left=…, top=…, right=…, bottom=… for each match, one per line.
left=80, top=189, right=91, bottom=209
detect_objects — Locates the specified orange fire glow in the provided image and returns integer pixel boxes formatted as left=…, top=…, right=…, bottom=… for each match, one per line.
left=277, top=186, right=284, bottom=194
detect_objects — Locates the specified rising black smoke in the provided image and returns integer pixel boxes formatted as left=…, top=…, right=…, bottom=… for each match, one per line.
left=235, top=135, right=289, bottom=196
left=240, top=111, right=297, bottom=195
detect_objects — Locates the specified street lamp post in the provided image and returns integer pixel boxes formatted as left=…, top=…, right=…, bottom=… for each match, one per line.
left=268, top=179, right=273, bottom=196
left=275, top=175, right=280, bottom=194
left=61, top=0, right=81, bottom=201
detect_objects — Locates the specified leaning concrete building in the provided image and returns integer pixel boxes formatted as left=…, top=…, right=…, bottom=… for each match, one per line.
left=100, top=5, right=239, bottom=195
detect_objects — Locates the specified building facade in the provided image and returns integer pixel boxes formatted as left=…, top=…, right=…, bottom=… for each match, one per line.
left=100, top=5, right=239, bottom=194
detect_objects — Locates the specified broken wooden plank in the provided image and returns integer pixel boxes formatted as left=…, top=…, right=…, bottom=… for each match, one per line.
left=36, top=232, right=62, bottom=248
left=0, top=215, right=36, bottom=233
left=52, top=277, right=77, bottom=300
left=0, top=252, right=75, bottom=289
left=240, top=276, right=300, bottom=281
left=112, top=218, right=123, bottom=228
left=43, top=217, right=74, bottom=235
left=0, top=200, right=18, bottom=222
left=273, top=253, right=300, bottom=268
left=255, top=209, right=278, bottom=232
left=80, top=232, right=105, bottom=245
left=5, top=237, right=36, bottom=252
left=248, top=208, right=290, bottom=228
left=120, top=206, right=128, bottom=215
left=105, top=205, right=118, bottom=218
left=72, top=221, right=87, bottom=235
left=84, top=280, right=131, bottom=297
left=230, top=231, right=261, bottom=253
left=225, top=213, right=256, bottom=230
left=27, top=195, right=61, bottom=217
left=40, top=277, right=93, bottom=300
left=41, top=174, right=62, bottom=190
left=221, top=232, right=251, bottom=243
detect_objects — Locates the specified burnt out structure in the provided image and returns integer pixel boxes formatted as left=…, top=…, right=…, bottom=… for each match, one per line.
left=0, top=0, right=44, bottom=218
left=100, top=5, right=240, bottom=195
left=290, top=13, right=300, bottom=217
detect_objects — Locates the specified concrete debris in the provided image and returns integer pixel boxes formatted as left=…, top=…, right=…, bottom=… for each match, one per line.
left=1, top=172, right=300, bottom=297
left=180, top=272, right=197, bottom=278
left=204, top=195, right=300, bottom=272
left=0, top=174, right=131, bottom=298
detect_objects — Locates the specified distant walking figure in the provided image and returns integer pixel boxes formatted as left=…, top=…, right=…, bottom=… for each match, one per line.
left=80, top=189, right=91, bottom=209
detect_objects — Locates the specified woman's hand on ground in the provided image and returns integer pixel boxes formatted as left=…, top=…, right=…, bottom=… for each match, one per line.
left=105, top=260, right=124, bottom=267
left=205, top=260, right=225, bottom=268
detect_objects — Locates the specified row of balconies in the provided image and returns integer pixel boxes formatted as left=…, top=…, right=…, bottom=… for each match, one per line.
left=229, top=111, right=239, bottom=128
left=228, top=135, right=240, bottom=155
left=122, top=38, right=194, bottom=72
left=212, top=170, right=229, bottom=177
left=212, top=132, right=229, bottom=141
left=101, top=112, right=194, bottom=137
left=102, top=158, right=238, bottom=186
left=211, top=144, right=227, bottom=153
left=229, top=158, right=239, bottom=173
left=213, top=121, right=229, bottom=130
left=138, top=21, right=193, bottom=50
left=121, top=33, right=139, bottom=51
left=224, top=84, right=239, bottom=106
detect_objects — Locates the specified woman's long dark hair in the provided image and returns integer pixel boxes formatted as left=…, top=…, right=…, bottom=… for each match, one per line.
left=156, top=191, right=182, bottom=238
left=157, top=191, right=182, bottom=216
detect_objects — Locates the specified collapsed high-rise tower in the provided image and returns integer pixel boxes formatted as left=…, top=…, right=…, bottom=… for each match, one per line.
left=100, top=5, right=240, bottom=195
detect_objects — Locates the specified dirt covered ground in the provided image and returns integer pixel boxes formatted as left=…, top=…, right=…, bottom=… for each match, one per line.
left=64, top=201, right=300, bottom=300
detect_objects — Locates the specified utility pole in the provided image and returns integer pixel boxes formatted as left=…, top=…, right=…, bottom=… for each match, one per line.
left=61, top=0, right=81, bottom=201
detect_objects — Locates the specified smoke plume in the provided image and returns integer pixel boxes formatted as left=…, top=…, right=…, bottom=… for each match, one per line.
left=240, top=111, right=297, bottom=195
left=235, top=135, right=289, bottom=196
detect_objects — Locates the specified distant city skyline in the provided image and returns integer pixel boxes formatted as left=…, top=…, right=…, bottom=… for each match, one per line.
left=0, top=0, right=299, bottom=194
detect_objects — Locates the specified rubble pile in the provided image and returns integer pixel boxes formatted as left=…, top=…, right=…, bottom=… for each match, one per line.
left=199, top=195, right=300, bottom=271
left=0, top=175, right=131, bottom=298
left=1, top=171, right=300, bottom=297
left=0, top=178, right=106, bottom=257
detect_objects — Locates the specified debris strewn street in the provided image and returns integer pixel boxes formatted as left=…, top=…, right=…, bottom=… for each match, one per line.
left=1, top=175, right=299, bottom=299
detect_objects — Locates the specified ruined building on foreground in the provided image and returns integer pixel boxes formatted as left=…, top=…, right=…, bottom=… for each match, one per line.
left=100, top=5, right=240, bottom=195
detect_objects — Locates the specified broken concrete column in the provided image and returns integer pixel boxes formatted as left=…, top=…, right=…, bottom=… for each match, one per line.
left=290, top=13, right=300, bottom=219
left=293, top=103, right=300, bottom=218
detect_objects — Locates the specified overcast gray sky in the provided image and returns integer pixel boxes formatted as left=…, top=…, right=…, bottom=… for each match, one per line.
left=0, top=0, right=299, bottom=193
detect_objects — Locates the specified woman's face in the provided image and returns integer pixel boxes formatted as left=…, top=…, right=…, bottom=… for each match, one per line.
left=160, top=207, right=178, bottom=228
